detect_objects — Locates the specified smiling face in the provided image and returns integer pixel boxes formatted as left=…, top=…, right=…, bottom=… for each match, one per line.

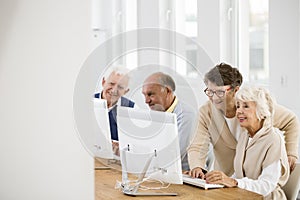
left=236, top=100, right=262, bottom=136
left=206, top=81, right=237, bottom=117
left=101, top=72, right=129, bottom=108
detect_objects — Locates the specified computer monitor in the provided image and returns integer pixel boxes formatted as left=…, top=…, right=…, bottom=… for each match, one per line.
left=117, top=106, right=183, bottom=196
left=92, top=98, right=114, bottom=159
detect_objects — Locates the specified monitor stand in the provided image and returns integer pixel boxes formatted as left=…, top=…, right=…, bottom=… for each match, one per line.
left=120, top=149, right=178, bottom=196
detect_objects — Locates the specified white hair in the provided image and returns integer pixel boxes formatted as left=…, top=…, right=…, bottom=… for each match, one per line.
left=235, top=86, right=276, bottom=127
left=103, top=65, right=130, bottom=80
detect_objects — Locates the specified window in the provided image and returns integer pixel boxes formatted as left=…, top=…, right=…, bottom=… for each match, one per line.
left=175, top=0, right=198, bottom=77
left=248, top=0, right=269, bottom=83
left=220, top=0, right=269, bottom=84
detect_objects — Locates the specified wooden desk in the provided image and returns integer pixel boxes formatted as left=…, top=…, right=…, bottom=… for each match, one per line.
left=95, top=159, right=263, bottom=200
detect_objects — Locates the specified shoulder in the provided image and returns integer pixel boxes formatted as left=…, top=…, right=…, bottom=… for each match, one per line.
left=173, top=100, right=197, bottom=123
left=198, top=100, right=213, bottom=118
left=174, top=100, right=196, bottom=115
left=199, top=101, right=212, bottom=112
left=274, top=103, right=297, bottom=118
left=262, top=127, right=284, bottom=146
left=120, top=96, right=135, bottom=107
left=275, top=103, right=291, bottom=113
left=273, top=103, right=299, bottom=129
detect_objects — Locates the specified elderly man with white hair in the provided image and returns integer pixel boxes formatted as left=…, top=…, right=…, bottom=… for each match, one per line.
left=94, top=66, right=134, bottom=141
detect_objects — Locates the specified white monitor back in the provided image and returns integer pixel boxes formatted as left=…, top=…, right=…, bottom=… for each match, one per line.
left=92, top=98, right=113, bottom=159
left=117, top=107, right=183, bottom=184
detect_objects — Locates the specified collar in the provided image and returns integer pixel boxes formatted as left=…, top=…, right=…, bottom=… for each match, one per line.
left=101, top=91, right=121, bottom=111
left=166, top=96, right=178, bottom=113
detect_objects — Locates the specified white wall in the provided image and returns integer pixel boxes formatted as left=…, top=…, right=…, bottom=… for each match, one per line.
left=269, top=0, right=300, bottom=116
left=269, top=0, right=300, bottom=157
left=0, top=1, right=94, bottom=200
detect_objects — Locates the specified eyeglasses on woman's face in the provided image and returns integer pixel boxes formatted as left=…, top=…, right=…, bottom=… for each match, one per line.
left=204, top=86, right=232, bottom=98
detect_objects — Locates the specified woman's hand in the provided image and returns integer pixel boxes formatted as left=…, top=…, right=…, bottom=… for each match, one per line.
left=188, top=167, right=206, bottom=179
left=288, top=155, right=297, bottom=172
left=205, top=170, right=238, bottom=187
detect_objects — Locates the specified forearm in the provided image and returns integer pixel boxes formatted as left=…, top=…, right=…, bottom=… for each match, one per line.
left=236, top=161, right=280, bottom=196
left=188, top=103, right=212, bottom=170
left=283, top=116, right=299, bottom=158
left=237, top=178, right=276, bottom=196
left=187, top=132, right=210, bottom=170
left=285, top=130, right=299, bottom=159
left=274, top=104, right=300, bottom=159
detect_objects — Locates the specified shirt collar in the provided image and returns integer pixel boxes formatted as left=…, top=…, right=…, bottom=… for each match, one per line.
left=166, top=96, right=178, bottom=113
left=101, top=91, right=121, bottom=111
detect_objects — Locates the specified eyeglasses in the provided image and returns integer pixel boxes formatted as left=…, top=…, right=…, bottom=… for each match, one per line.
left=204, top=87, right=232, bottom=97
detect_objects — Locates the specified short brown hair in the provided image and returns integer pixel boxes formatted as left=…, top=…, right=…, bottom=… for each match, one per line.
left=204, top=63, right=243, bottom=87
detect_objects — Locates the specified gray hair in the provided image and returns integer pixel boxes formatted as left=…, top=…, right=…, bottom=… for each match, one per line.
left=102, top=66, right=131, bottom=90
left=103, top=66, right=130, bottom=81
left=153, top=72, right=176, bottom=92
left=235, top=86, right=275, bottom=127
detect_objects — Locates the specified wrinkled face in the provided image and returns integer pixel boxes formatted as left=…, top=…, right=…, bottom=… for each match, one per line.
left=142, top=83, right=169, bottom=111
left=205, top=81, right=235, bottom=113
left=236, top=100, right=260, bottom=132
left=102, top=72, right=129, bottom=107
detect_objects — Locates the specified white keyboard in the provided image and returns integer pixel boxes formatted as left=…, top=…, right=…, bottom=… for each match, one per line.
left=182, top=174, right=224, bottom=190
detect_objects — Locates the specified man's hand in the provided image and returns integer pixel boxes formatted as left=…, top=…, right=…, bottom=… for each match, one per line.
left=112, top=140, right=120, bottom=156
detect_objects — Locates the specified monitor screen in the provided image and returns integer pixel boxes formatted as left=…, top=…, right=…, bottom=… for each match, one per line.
left=117, top=106, right=183, bottom=185
left=92, top=98, right=114, bottom=159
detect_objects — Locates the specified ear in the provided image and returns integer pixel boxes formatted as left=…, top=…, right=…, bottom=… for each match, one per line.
left=124, top=88, right=129, bottom=95
left=165, top=86, right=173, bottom=94
left=102, top=78, right=106, bottom=87
left=260, top=115, right=266, bottom=119
left=234, top=86, right=240, bottom=93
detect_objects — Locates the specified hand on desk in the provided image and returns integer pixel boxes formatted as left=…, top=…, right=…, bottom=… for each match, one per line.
left=205, top=170, right=238, bottom=188
left=188, top=167, right=206, bottom=179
